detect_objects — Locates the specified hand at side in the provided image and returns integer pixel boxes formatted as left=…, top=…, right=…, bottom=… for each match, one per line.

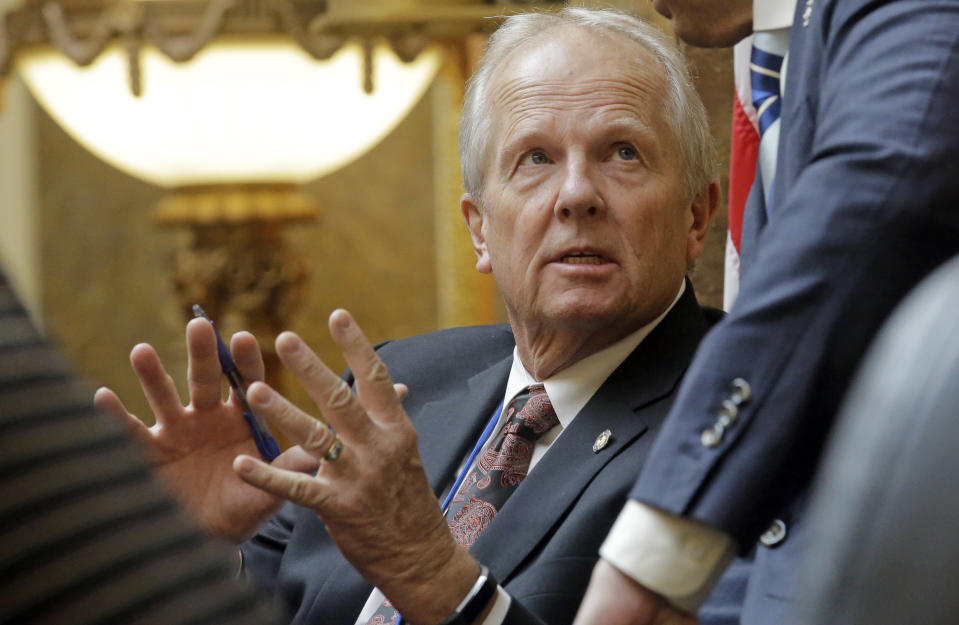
left=573, top=559, right=699, bottom=625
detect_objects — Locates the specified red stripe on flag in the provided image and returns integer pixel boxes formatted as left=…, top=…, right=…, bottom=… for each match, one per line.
left=728, top=92, right=759, bottom=254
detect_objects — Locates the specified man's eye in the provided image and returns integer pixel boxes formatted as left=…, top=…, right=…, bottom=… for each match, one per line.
left=526, top=151, right=549, bottom=165
left=616, top=145, right=638, bottom=161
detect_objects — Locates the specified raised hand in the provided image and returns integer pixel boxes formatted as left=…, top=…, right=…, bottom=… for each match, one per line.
left=94, top=318, right=320, bottom=542
left=233, top=309, right=482, bottom=625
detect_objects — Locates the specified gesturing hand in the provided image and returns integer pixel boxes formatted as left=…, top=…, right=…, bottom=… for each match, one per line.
left=233, top=309, right=481, bottom=625
left=94, top=318, right=320, bottom=542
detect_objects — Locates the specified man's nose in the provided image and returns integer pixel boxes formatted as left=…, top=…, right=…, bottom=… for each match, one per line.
left=554, top=159, right=605, bottom=219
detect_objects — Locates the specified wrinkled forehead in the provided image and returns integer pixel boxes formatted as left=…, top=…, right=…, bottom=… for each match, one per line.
left=484, top=26, right=675, bottom=154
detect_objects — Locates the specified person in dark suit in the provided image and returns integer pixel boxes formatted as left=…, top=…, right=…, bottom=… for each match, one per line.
left=0, top=266, right=280, bottom=625
left=574, top=0, right=959, bottom=624
left=242, top=284, right=719, bottom=624
left=95, top=8, right=741, bottom=625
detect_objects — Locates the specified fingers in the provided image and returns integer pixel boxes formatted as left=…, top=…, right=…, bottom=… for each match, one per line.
left=234, top=455, right=330, bottom=509
left=328, top=310, right=401, bottom=420
left=248, top=381, right=344, bottom=461
left=231, top=331, right=265, bottom=384
left=274, top=330, right=375, bottom=445
left=94, top=386, right=154, bottom=447
left=130, top=343, right=184, bottom=426
left=274, top=445, right=323, bottom=475
left=186, top=318, right=225, bottom=411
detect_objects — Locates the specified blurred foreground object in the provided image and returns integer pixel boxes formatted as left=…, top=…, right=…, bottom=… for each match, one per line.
left=795, top=253, right=959, bottom=625
left=0, top=265, right=279, bottom=624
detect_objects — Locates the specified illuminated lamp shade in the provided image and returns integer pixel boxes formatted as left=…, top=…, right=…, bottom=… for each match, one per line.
left=16, top=36, right=443, bottom=187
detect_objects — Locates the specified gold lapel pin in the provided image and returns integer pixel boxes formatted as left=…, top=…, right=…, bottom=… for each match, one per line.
left=592, top=429, right=612, bottom=453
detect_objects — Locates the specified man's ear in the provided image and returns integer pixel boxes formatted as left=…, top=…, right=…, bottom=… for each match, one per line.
left=686, top=181, right=720, bottom=265
left=461, top=193, right=493, bottom=274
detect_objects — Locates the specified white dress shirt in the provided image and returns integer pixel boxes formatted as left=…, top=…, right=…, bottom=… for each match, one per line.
left=355, top=283, right=686, bottom=625
left=599, top=0, right=796, bottom=614
left=754, top=0, right=797, bottom=30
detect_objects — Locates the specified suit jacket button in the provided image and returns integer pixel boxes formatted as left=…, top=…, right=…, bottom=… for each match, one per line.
left=717, top=399, right=738, bottom=427
left=760, top=519, right=787, bottom=547
left=701, top=425, right=724, bottom=448
left=730, top=378, right=752, bottom=404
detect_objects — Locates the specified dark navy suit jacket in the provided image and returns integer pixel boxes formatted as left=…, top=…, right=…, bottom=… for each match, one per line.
left=629, top=0, right=959, bottom=622
left=241, top=286, right=742, bottom=625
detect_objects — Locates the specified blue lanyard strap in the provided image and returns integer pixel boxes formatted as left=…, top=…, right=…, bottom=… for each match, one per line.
left=395, top=401, right=504, bottom=625
left=440, top=402, right=504, bottom=514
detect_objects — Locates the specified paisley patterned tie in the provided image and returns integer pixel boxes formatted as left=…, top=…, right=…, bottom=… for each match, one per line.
left=446, top=384, right=558, bottom=548
left=365, top=384, right=558, bottom=625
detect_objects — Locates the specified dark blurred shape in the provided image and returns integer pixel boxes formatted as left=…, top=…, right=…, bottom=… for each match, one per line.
left=795, top=253, right=959, bottom=625
left=0, top=267, right=278, bottom=625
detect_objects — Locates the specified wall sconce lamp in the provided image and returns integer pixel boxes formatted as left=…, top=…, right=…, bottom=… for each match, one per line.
left=0, top=0, right=561, bottom=385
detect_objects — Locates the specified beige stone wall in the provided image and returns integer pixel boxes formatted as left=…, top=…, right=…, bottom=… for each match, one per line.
left=36, top=89, right=439, bottom=421
left=685, top=43, right=734, bottom=310
left=0, top=76, right=41, bottom=319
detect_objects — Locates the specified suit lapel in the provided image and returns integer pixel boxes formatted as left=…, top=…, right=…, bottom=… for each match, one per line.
left=414, top=354, right=512, bottom=495
left=469, top=286, right=710, bottom=581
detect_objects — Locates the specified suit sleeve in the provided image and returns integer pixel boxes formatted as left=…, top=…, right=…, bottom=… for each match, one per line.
left=627, top=0, right=959, bottom=548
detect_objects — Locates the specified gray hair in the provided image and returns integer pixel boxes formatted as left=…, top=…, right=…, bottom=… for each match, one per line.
left=459, top=6, right=716, bottom=201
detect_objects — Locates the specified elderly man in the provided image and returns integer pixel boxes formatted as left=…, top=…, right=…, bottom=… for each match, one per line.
left=574, top=0, right=959, bottom=624
left=97, top=8, right=728, bottom=625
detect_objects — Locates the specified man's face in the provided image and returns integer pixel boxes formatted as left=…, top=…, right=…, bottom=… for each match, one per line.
left=463, top=27, right=715, bottom=342
left=653, top=0, right=752, bottom=47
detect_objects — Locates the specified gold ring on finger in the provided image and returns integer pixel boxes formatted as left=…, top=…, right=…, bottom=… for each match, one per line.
left=324, top=438, right=344, bottom=462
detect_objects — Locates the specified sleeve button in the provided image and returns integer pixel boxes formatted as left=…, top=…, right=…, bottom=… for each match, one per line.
left=717, top=399, right=739, bottom=427
left=701, top=425, right=724, bottom=448
left=759, top=519, right=788, bottom=547
left=730, top=378, right=752, bottom=404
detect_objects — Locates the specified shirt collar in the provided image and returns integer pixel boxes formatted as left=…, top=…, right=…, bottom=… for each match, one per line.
left=504, top=281, right=686, bottom=428
left=753, top=0, right=797, bottom=31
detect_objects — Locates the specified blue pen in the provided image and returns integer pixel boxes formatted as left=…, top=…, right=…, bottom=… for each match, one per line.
left=192, top=304, right=282, bottom=462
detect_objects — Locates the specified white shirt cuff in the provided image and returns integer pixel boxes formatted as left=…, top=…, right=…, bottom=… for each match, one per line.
left=354, top=585, right=510, bottom=625
left=476, top=586, right=511, bottom=625
left=599, top=500, right=736, bottom=613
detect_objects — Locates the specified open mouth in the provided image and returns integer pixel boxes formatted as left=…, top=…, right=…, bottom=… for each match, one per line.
left=560, top=253, right=607, bottom=265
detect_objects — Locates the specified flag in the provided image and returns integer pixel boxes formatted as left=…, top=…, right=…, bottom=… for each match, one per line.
left=725, top=36, right=760, bottom=310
